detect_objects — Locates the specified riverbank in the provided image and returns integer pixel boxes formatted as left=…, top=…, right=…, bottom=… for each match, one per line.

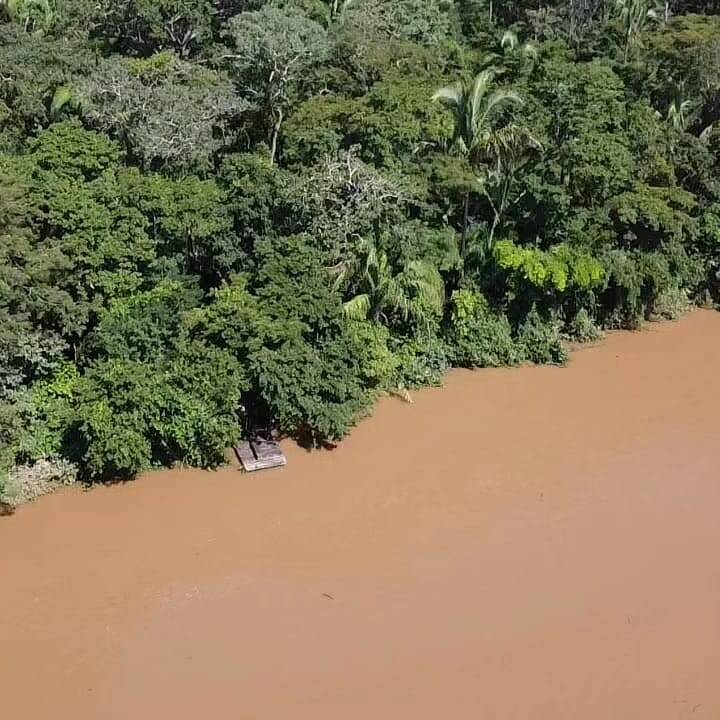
left=1, top=309, right=719, bottom=719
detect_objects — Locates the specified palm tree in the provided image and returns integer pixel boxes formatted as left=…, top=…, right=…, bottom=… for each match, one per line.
left=330, top=0, right=352, bottom=17
left=664, top=81, right=715, bottom=141
left=333, top=238, right=445, bottom=329
left=667, top=97, right=692, bottom=132
left=4, top=0, right=55, bottom=32
left=500, top=30, right=539, bottom=64
left=478, top=123, right=542, bottom=246
left=615, top=0, right=659, bottom=63
left=433, top=69, right=539, bottom=264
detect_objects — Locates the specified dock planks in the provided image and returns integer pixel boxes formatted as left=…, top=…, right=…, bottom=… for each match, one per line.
left=234, top=440, right=287, bottom=472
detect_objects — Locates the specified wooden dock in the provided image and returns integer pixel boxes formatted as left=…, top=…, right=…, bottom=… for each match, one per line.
left=234, top=440, right=287, bottom=472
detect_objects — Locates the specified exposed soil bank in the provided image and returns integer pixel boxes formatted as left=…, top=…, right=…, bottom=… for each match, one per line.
left=2, top=310, right=719, bottom=719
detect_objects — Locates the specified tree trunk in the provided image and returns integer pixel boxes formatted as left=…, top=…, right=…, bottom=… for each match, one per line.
left=269, top=108, right=283, bottom=166
left=489, top=213, right=499, bottom=248
left=460, top=190, right=470, bottom=277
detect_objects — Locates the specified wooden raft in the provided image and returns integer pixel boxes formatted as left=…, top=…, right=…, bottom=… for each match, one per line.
left=235, top=439, right=287, bottom=472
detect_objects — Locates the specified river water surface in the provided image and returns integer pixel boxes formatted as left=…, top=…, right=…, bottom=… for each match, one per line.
left=1, top=310, right=719, bottom=719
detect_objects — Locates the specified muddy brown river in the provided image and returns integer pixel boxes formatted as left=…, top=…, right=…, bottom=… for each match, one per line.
left=1, top=310, right=719, bottom=719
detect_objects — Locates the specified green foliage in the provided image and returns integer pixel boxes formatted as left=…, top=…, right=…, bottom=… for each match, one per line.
left=70, top=343, right=246, bottom=480
left=347, top=72, right=453, bottom=168
left=29, top=120, right=122, bottom=180
left=23, top=126, right=158, bottom=338
left=4, top=0, right=58, bottom=33
left=614, top=0, right=662, bottom=63
left=2, top=0, right=720, bottom=499
left=494, top=240, right=605, bottom=293
left=283, top=72, right=452, bottom=169
left=21, top=362, right=79, bottom=461
left=84, top=282, right=200, bottom=363
left=250, top=332, right=376, bottom=442
left=609, top=182, right=697, bottom=247
left=0, top=26, right=94, bottom=148
left=334, top=236, right=445, bottom=330
left=218, top=152, right=293, bottom=247
left=339, top=0, right=458, bottom=46
left=117, top=168, right=238, bottom=279
left=567, top=308, right=602, bottom=343
left=59, top=0, right=233, bottom=56
left=74, top=55, right=248, bottom=169
left=282, top=96, right=350, bottom=167
left=597, top=246, right=692, bottom=327
left=190, top=237, right=388, bottom=443
left=391, top=332, right=449, bottom=389
left=517, top=306, right=569, bottom=365
left=446, top=289, right=520, bottom=367
left=646, top=15, right=720, bottom=131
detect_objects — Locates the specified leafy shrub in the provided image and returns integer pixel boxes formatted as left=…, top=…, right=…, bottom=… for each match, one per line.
left=598, top=248, right=673, bottom=328
left=494, top=240, right=605, bottom=293
left=251, top=332, right=377, bottom=443
left=346, top=320, right=399, bottom=389
left=517, top=307, right=569, bottom=365
left=70, top=344, right=246, bottom=481
left=29, top=121, right=122, bottom=181
left=83, top=282, right=200, bottom=364
left=446, top=289, right=520, bottom=368
left=0, top=395, right=27, bottom=501
left=340, top=0, right=457, bottom=46
left=0, top=468, right=16, bottom=506
left=566, top=307, right=602, bottom=343
left=20, top=362, right=79, bottom=462
left=392, top=333, right=449, bottom=389
left=282, top=96, right=348, bottom=167
left=6, top=458, right=77, bottom=506
left=652, top=285, right=690, bottom=320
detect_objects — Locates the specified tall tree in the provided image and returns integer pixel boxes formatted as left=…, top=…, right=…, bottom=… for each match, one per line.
left=225, top=5, right=329, bottom=165
left=433, top=69, right=535, bottom=267
left=615, top=0, right=660, bottom=62
left=478, top=124, right=543, bottom=246
left=74, top=53, right=248, bottom=170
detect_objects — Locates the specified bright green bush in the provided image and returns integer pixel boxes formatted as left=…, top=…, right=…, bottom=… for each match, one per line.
left=494, top=240, right=605, bottom=293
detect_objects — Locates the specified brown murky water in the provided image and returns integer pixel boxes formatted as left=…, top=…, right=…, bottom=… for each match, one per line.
left=2, top=310, right=719, bottom=719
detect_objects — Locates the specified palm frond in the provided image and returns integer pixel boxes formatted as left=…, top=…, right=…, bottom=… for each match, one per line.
left=501, top=30, right=518, bottom=52
left=481, top=124, right=543, bottom=170
left=50, top=85, right=73, bottom=116
left=399, top=261, right=445, bottom=326
left=484, top=88, right=524, bottom=115
left=343, top=293, right=371, bottom=321
left=699, top=124, right=714, bottom=143
left=470, top=69, right=496, bottom=132
left=522, top=42, right=539, bottom=61
left=432, top=83, right=463, bottom=108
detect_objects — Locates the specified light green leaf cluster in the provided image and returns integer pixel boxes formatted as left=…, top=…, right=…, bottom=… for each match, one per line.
left=494, top=240, right=605, bottom=292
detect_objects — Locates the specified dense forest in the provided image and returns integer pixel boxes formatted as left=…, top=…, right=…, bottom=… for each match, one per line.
left=1, top=0, right=719, bottom=506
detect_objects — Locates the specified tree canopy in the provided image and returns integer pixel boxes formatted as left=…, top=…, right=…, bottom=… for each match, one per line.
left=1, top=0, right=719, bottom=505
